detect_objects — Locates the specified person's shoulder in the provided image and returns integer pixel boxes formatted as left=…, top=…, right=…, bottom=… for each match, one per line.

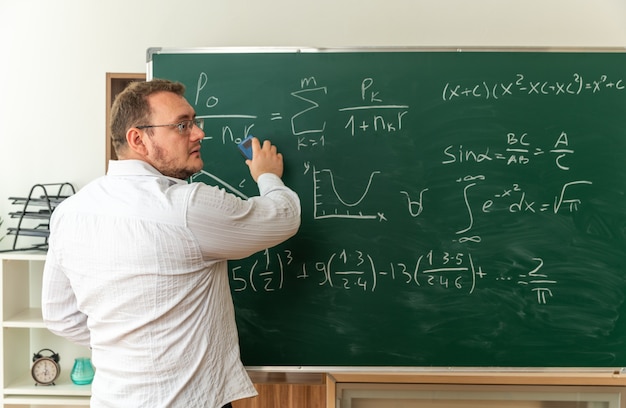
left=60, top=177, right=104, bottom=200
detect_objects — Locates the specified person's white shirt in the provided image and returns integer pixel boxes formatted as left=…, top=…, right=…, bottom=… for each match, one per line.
left=42, top=159, right=301, bottom=408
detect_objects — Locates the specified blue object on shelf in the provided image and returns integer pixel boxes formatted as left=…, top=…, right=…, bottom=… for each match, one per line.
left=70, top=357, right=94, bottom=385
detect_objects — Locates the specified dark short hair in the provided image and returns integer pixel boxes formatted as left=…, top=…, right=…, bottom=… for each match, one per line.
left=110, top=79, right=186, bottom=155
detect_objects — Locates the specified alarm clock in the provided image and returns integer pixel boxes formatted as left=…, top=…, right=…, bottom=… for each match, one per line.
left=31, top=348, right=60, bottom=386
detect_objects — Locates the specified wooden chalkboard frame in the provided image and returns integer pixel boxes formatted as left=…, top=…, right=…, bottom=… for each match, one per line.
left=148, top=47, right=626, bottom=370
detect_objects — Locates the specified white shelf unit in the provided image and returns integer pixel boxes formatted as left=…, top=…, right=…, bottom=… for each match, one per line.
left=1, top=252, right=91, bottom=407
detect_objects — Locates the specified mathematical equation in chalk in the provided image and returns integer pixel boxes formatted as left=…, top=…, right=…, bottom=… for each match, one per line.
left=230, top=248, right=556, bottom=304
left=443, top=131, right=575, bottom=170
left=191, top=70, right=626, bottom=158
left=188, top=69, right=606, bottom=307
left=442, top=73, right=625, bottom=101
left=195, top=74, right=410, bottom=147
left=192, top=133, right=592, bottom=244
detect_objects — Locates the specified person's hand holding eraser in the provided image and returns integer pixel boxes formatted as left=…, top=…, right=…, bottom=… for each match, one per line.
left=242, top=136, right=284, bottom=181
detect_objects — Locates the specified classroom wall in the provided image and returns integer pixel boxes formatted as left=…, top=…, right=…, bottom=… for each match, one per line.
left=0, top=0, right=625, bottom=250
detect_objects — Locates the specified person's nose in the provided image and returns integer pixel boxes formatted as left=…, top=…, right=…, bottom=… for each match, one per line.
left=191, top=123, right=205, bottom=142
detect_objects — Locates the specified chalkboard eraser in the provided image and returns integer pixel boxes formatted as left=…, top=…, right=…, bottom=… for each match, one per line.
left=238, top=135, right=254, bottom=160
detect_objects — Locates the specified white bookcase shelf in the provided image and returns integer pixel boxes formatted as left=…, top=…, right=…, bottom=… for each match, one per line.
left=1, top=252, right=91, bottom=407
left=4, top=309, right=45, bottom=329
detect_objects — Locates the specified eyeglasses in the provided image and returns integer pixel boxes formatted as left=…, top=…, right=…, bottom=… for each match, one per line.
left=137, top=118, right=204, bottom=135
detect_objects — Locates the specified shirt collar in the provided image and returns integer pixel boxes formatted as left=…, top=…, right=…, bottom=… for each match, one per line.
left=106, top=160, right=188, bottom=185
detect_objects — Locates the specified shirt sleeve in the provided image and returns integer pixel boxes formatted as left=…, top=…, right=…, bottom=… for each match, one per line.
left=42, top=246, right=91, bottom=347
left=187, top=173, right=301, bottom=260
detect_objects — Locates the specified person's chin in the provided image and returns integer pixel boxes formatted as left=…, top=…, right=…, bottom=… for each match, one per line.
left=190, top=160, right=204, bottom=174
left=189, top=154, right=203, bottom=165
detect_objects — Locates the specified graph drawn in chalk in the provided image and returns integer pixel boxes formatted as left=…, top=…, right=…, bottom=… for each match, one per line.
left=313, top=166, right=380, bottom=220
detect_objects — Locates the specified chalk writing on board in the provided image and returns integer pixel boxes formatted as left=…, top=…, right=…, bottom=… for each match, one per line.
left=190, top=170, right=249, bottom=199
left=453, top=177, right=592, bottom=242
left=339, top=78, right=410, bottom=136
left=291, top=85, right=327, bottom=137
left=442, top=73, right=625, bottom=101
left=231, top=248, right=290, bottom=293
left=341, top=107, right=409, bottom=136
left=152, top=51, right=626, bottom=367
left=189, top=71, right=601, bottom=308
left=400, top=189, right=428, bottom=217
left=312, top=166, right=382, bottom=220
left=516, top=258, right=557, bottom=304
left=195, top=74, right=413, bottom=148
left=230, top=248, right=557, bottom=304
left=290, top=77, right=327, bottom=150
left=442, top=131, right=575, bottom=169
left=438, top=130, right=593, bottom=243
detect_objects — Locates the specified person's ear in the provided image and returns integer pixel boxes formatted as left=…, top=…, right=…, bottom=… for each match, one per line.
left=126, top=128, right=148, bottom=156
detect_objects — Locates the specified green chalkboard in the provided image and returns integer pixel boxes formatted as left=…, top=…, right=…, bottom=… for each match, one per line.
left=150, top=48, right=626, bottom=367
